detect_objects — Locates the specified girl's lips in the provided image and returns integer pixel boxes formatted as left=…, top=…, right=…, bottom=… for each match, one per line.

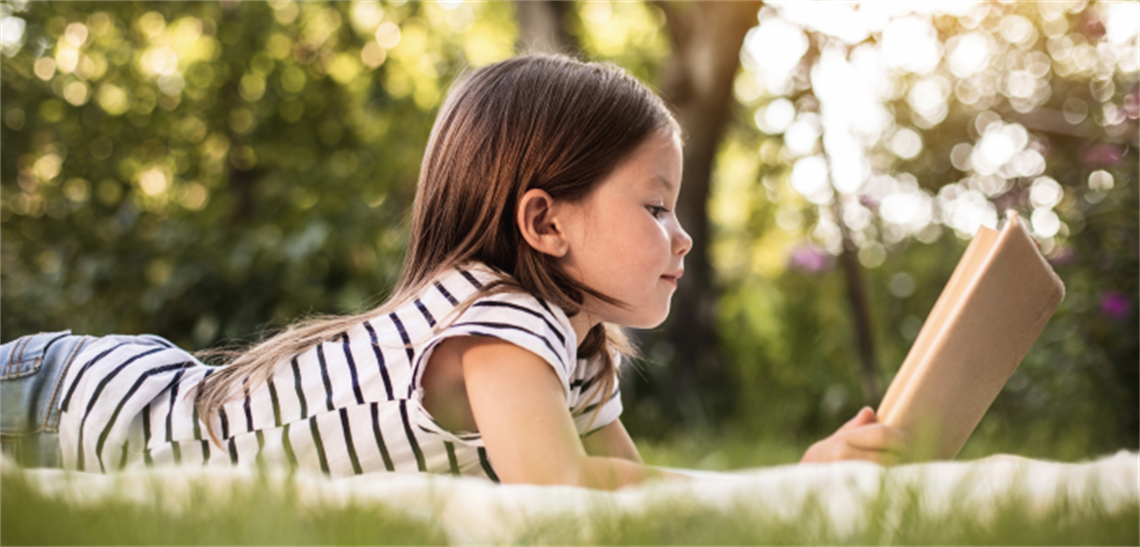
left=661, top=271, right=684, bottom=284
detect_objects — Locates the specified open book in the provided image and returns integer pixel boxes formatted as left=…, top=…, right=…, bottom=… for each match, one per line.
left=877, top=210, right=1065, bottom=460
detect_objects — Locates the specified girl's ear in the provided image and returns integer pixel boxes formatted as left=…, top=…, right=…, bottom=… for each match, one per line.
left=517, top=188, right=569, bottom=257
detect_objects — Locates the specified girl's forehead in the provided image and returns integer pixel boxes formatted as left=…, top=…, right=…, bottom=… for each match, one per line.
left=596, top=136, right=682, bottom=194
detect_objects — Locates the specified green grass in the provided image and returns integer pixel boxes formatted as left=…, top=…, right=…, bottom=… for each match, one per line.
left=521, top=494, right=1139, bottom=545
left=3, top=428, right=1136, bottom=546
left=3, top=463, right=1135, bottom=546
left=634, top=422, right=1123, bottom=472
left=0, top=469, right=446, bottom=546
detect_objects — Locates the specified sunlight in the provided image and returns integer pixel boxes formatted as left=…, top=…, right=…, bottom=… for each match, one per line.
left=758, top=98, right=795, bottom=134
left=1029, top=176, right=1063, bottom=210
left=1088, top=170, right=1114, bottom=192
left=350, top=1, right=385, bottom=34
left=889, top=128, right=922, bottom=160
left=1102, top=2, right=1139, bottom=45
left=1009, top=149, right=1046, bottom=178
left=772, top=0, right=980, bottom=45
left=1000, top=15, right=1038, bottom=49
left=880, top=189, right=933, bottom=232
left=972, top=121, right=1029, bottom=176
left=790, top=155, right=833, bottom=205
left=375, top=21, right=402, bottom=48
left=0, top=14, right=24, bottom=56
left=742, top=16, right=807, bottom=95
left=881, top=16, right=941, bottom=74
left=778, top=1, right=870, bottom=44
left=947, top=32, right=992, bottom=78
left=1030, top=208, right=1061, bottom=238
left=784, top=113, right=821, bottom=156
left=938, top=183, right=999, bottom=237
left=907, top=76, right=951, bottom=126
left=824, top=135, right=868, bottom=194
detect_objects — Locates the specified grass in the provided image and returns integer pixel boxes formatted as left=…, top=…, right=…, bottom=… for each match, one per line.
left=0, top=469, right=446, bottom=546
left=3, top=430, right=1136, bottom=546
left=633, top=421, right=1125, bottom=472
left=4, top=464, right=1136, bottom=546
left=520, top=494, right=1139, bottom=545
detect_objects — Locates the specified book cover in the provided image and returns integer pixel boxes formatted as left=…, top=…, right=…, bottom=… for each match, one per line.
left=878, top=211, right=1065, bottom=460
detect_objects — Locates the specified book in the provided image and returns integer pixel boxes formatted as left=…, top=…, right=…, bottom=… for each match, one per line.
left=877, top=210, right=1065, bottom=460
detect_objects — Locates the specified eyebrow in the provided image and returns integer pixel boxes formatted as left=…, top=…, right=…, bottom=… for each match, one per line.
left=652, top=176, right=675, bottom=192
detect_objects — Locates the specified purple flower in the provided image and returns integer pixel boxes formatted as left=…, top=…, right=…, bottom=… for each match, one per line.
left=1080, top=143, right=1126, bottom=167
left=1125, top=90, right=1139, bottom=120
left=1081, top=11, right=1106, bottom=39
left=788, top=244, right=834, bottom=274
left=859, top=195, right=879, bottom=211
left=1047, top=245, right=1076, bottom=267
left=1099, top=291, right=1133, bottom=321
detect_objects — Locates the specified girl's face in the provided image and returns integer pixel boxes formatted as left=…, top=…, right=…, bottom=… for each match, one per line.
left=558, top=131, right=691, bottom=332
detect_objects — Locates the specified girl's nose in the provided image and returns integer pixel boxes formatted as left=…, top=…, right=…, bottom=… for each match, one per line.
left=674, top=223, right=693, bottom=256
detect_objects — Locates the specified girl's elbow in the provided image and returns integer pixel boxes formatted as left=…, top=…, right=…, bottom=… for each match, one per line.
left=495, top=459, right=589, bottom=488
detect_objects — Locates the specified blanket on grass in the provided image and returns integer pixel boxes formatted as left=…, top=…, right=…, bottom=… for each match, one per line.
left=2, top=451, right=1136, bottom=545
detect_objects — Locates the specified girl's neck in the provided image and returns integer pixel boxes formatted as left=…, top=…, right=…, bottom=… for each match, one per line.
left=568, top=311, right=600, bottom=348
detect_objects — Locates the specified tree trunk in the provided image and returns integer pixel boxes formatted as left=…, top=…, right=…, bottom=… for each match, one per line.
left=802, top=30, right=881, bottom=406
left=513, top=0, right=762, bottom=427
left=653, top=1, right=763, bottom=424
left=831, top=199, right=881, bottom=405
left=514, top=1, right=575, bottom=55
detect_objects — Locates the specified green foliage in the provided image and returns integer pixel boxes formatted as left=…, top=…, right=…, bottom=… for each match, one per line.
left=0, top=0, right=1134, bottom=462
left=708, top=0, right=1138, bottom=459
left=1, top=1, right=516, bottom=348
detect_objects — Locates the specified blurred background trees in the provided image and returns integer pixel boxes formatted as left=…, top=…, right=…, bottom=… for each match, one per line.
left=2, top=0, right=1135, bottom=463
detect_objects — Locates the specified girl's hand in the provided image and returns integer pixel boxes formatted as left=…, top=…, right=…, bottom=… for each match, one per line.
left=800, top=407, right=906, bottom=465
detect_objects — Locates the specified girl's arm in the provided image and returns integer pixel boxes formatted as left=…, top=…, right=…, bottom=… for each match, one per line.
left=459, top=336, right=659, bottom=490
left=582, top=419, right=642, bottom=463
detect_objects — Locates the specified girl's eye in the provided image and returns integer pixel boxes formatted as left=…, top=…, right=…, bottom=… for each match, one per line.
left=647, top=205, right=667, bottom=219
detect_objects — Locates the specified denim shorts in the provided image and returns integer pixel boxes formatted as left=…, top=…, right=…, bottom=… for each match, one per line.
left=0, top=331, right=94, bottom=468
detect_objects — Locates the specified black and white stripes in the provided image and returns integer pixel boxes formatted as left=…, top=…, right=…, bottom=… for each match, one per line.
left=57, top=264, right=624, bottom=479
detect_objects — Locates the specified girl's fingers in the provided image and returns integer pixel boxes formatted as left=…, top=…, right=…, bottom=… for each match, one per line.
left=810, top=440, right=897, bottom=465
left=837, top=406, right=876, bottom=432
left=802, top=414, right=906, bottom=465
left=843, top=424, right=907, bottom=453
left=837, top=447, right=898, bottom=466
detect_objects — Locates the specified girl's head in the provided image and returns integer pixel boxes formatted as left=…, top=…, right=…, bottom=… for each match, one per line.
left=402, top=54, right=687, bottom=333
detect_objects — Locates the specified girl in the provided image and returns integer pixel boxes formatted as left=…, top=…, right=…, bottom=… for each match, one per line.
left=0, top=54, right=903, bottom=489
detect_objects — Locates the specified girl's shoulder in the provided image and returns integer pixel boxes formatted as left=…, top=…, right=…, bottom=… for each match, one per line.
left=429, top=263, right=572, bottom=332
left=409, top=262, right=579, bottom=381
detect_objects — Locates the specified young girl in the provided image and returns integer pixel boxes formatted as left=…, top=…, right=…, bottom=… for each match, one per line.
left=0, top=54, right=903, bottom=489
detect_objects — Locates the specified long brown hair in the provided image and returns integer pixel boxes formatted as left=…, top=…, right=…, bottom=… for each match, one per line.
left=196, top=54, right=680, bottom=443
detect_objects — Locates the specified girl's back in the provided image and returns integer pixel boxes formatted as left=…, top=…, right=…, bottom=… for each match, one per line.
left=57, top=264, right=620, bottom=477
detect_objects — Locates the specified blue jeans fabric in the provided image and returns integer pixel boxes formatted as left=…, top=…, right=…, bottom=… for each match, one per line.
left=0, top=331, right=94, bottom=468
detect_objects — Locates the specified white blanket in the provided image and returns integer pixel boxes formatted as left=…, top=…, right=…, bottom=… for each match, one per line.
left=4, top=451, right=1136, bottom=544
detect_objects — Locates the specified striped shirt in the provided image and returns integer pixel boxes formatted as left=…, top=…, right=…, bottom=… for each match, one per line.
left=56, top=264, right=623, bottom=479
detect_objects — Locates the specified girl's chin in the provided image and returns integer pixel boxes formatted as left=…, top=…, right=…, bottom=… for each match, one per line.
left=622, top=309, right=670, bottom=330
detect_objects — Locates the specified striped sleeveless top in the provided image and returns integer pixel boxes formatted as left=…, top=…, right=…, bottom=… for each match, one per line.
left=56, top=264, right=623, bottom=478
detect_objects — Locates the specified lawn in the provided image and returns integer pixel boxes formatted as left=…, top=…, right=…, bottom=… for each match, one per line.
left=3, top=432, right=1136, bottom=546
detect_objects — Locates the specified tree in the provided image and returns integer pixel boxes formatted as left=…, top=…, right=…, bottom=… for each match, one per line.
left=511, top=1, right=763, bottom=431
left=1, top=1, right=519, bottom=347
left=651, top=1, right=764, bottom=427
left=723, top=1, right=1137, bottom=452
